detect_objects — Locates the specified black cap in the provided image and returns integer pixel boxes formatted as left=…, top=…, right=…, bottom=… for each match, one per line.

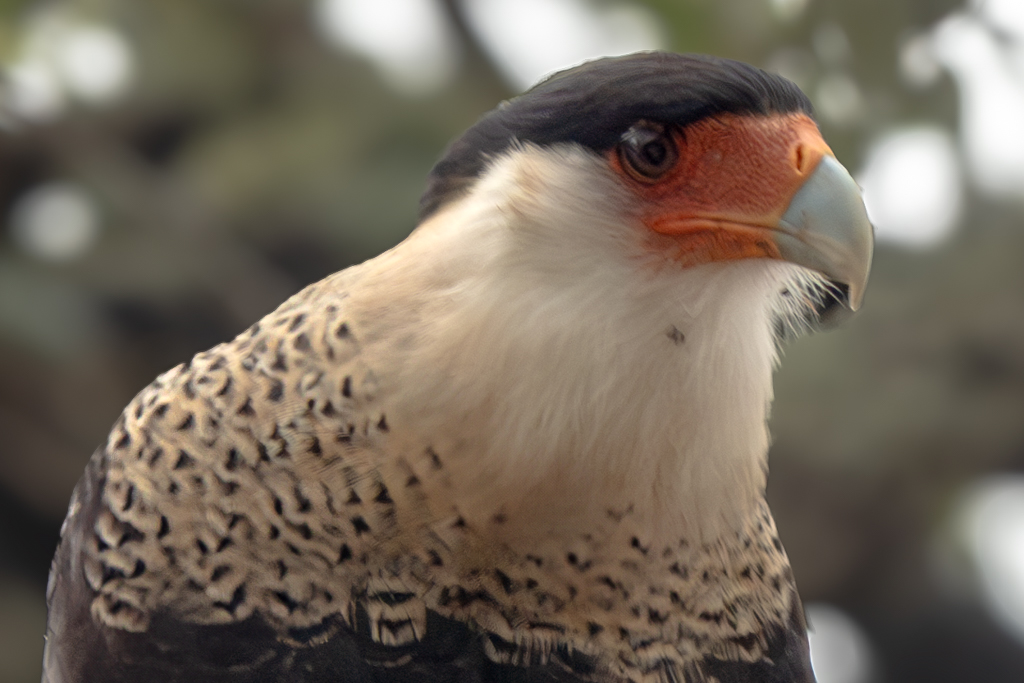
left=419, top=52, right=813, bottom=221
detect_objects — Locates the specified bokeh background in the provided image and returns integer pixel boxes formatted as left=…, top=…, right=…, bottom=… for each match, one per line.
left=2, top=0, right=1024, bottom=681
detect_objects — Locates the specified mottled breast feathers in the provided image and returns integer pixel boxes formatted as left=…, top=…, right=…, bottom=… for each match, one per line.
left=42, top=50, right=827, bottom=683
left=43, top=265, right=813, bottom=683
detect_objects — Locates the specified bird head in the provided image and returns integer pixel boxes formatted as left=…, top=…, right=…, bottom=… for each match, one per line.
left=386, top=52, right=874, bottom=541
left=420, top=52, right=872, bottom=325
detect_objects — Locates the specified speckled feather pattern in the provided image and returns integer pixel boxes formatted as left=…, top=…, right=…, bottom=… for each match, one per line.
left=47, top=144, right=821, bottom=683
left=80, top=279, right=798, bottom=679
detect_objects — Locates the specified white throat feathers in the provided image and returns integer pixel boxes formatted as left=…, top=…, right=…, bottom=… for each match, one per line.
left=349, top=144, right=825, bottom=548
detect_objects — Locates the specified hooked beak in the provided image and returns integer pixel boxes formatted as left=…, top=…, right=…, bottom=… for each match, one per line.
left=625, top=113, right=874, bottom=318
left=774, top=155, right=874, bottom=314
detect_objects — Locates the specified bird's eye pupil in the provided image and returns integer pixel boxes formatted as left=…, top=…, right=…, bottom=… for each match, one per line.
left=642, top=141, right=667, bottom=166
left=618, top=121, right=678, bottom=182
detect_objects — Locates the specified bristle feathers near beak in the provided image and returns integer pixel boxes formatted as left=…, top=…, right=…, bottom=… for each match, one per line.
left=775, top=155, right=874, bottom=313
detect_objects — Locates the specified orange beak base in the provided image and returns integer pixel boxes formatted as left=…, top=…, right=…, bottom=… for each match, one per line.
left=609, top=113, right=834, bottom=268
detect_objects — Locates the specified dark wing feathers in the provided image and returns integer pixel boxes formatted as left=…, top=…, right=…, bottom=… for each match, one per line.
left=43, top=451, right=109, bottom=683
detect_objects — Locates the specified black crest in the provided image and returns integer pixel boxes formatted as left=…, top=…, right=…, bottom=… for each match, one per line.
left=419, top=52, right=813, bottom=220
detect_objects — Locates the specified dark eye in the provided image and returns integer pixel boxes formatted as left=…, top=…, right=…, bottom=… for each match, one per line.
left=618, top=121, right=678, bottom=182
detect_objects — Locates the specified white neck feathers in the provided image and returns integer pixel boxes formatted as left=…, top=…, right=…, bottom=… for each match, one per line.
left=356, top=145, right=819, bottom=546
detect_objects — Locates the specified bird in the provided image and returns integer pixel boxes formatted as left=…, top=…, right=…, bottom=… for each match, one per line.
left=42, top=52, right=872, bottom=683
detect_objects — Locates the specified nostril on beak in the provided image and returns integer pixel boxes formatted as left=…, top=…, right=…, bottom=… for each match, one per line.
left=793, top=143, right=811, bottom=175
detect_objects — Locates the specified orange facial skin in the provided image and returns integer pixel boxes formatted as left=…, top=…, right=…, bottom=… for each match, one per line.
left=609, top=113, right=833, bottom=267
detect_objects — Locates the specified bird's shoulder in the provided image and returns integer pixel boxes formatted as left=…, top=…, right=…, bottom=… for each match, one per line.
left=41, top=442, right=599, bottom=683
left=42, top=270, right=428, bottom=681
left=43, top=266, right=815, bottom=683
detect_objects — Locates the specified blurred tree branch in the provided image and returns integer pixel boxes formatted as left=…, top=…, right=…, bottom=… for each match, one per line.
left=439, top=0, right=515, bottom=102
